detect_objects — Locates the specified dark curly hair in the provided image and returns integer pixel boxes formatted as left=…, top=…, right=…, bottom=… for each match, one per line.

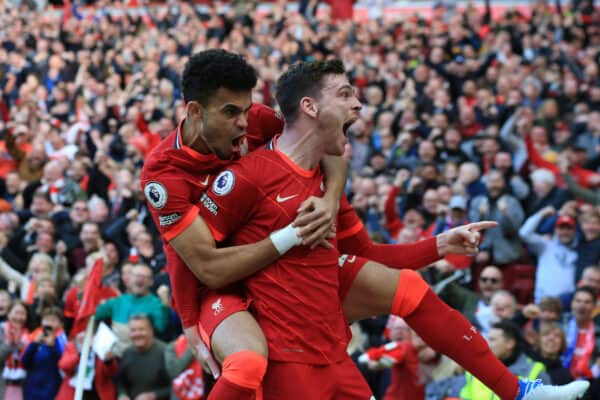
left=275, top=59, right=346, bottom=124
left=181, top=49, right=257, bottom=106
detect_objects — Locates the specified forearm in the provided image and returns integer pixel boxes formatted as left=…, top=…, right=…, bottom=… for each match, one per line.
left=178, top=239, right=280, bottom=290
left=564, top=172, right=599, bottom=205
left=499, top=113, right=517, bottom=140
left=165, top=344, right=194, bottom=379
left=321, top=155, right=347, bottom=206
left=498, top=202, right=524, bottom=235
left=384, top=186, right=403, bottom=232
left=519, top=212, right=543, bottom=239
left=169, top=263, right=201, bottom=328
left=0, top=256, right=26, bottom=287
left=339, top=227, right=440, bottom=270
left=518, top=213, right=546, bottom=253
left=52, top=255, right=69, bottom=291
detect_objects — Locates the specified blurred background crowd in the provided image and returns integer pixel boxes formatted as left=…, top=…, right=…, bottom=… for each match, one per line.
left=0, top=0, right=599, bottom=399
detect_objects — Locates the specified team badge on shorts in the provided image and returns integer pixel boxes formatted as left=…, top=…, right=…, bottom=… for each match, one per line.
left=212, top=298, right=224, bottom=315
left=213, top=170, right=235, bottom=196
left=338, top=254, right=356, bottom=267
left=144, top=182, right=167, bottom=209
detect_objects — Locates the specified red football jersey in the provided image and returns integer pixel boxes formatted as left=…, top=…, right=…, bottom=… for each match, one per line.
left=141, top=119, right=232, bottom=328
left=199, top=137, right=349, bottom=365
left=141, top=103, right=363, bottom=330
left=140, top=104, right=284, bottom=328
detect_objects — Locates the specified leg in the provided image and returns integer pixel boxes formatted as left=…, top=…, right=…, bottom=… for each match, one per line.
left=211, top=311, right=268, bottom=364
left=342, top=260, right=519, bottom=400
left=199, top=291, right=268, bottom=400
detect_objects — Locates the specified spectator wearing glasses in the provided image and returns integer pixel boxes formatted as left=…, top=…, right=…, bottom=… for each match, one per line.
left=439, top=265, right=504, bottom=333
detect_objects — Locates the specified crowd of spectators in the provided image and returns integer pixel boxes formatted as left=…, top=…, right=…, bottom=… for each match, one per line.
left=0, top=0, right=599, bottom=399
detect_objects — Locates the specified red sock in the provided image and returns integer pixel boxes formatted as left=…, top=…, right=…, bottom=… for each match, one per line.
left=403, top=288, right=519, bottom=400
left=207, top=351, right=267, bottom=400
left=208, top=376, right=256, bottom=400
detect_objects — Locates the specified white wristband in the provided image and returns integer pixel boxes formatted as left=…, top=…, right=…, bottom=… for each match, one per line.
left=269, top=223, right=303, bottom=255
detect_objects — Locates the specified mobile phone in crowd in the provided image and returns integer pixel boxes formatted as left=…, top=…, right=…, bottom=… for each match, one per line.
left=42, top=325, right=53, bottom=337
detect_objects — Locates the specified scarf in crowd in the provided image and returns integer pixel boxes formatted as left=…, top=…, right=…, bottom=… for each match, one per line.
left=172, top=335, right=204, bottom=400
left=562, top=316, right=595, bottom=378
left=1, top=321, right=29, bottom=382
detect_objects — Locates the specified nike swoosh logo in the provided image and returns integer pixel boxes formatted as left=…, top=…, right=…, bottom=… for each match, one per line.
left=276, top=194, right=298, bottom=203
left=199, top=175, right=210, bottom=186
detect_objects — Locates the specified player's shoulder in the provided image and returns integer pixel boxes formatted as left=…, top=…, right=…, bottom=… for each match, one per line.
left=208, top=148, right=272, bottom=195
left=142, top=133, right=176, bottom=172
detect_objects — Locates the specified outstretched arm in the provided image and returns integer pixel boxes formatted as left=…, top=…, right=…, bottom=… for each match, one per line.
left=338, top=197, right=496, bottom=270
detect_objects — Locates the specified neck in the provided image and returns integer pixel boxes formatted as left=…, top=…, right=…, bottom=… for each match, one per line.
left=137, top=342, right=153, bottom=353
left=181, top=117, right=210, bottom=154
left=577, top=319, right=591, bottom=329
left=277, top=123, right=325, bottom=170
left=541, top=351, right=557, bottom=361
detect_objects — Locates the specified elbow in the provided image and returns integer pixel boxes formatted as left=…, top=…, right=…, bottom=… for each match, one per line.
left=184, top=248, right=231, bottom=289
left=518, top=229, right=528, bottom=240
left=192, top=264, right=227, bottom=290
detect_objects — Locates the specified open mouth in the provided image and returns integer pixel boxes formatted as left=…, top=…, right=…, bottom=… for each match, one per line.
left=342, top=118, right=357, bottom=137
left=231, top=135, right=245, bottom=153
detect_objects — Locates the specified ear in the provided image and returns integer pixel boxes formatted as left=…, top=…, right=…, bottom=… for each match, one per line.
left=299, top=96, right=318, bottom=119
left=185, top=101, right=203, bottom=120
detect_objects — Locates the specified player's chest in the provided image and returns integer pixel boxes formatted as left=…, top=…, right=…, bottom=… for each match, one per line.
left=185, top=172, right=214, bottom=202
left=261, top=175, right=326, bottom=216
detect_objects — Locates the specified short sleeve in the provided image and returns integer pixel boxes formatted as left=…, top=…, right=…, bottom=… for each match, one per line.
left=197, top=163, right=260, bottom=242
left=142, top=176, right=198, bottom=242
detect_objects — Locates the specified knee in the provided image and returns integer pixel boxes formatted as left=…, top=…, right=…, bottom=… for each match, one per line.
left=221, top=351, right=268, bottom=390
left=391, top=270, right=430, bottom=317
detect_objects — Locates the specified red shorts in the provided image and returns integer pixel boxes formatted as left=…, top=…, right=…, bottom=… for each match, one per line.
left=338, top=254, right=369, bottom=301
left=262, top=356, right=373, bottom=399
left=197, top=286, right=251, bottom=346
left=197, top=255, right=369, bottom=343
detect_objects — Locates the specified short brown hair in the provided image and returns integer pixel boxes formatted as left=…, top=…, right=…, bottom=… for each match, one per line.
left=538, top=297, right=562, bottom=316
left=41, top=306, right=63, bottom=322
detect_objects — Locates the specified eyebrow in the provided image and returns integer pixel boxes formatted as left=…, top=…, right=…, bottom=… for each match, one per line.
left=337, top=84, right=354, bottom=93
left=221, top=103, right=252, bottom=113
